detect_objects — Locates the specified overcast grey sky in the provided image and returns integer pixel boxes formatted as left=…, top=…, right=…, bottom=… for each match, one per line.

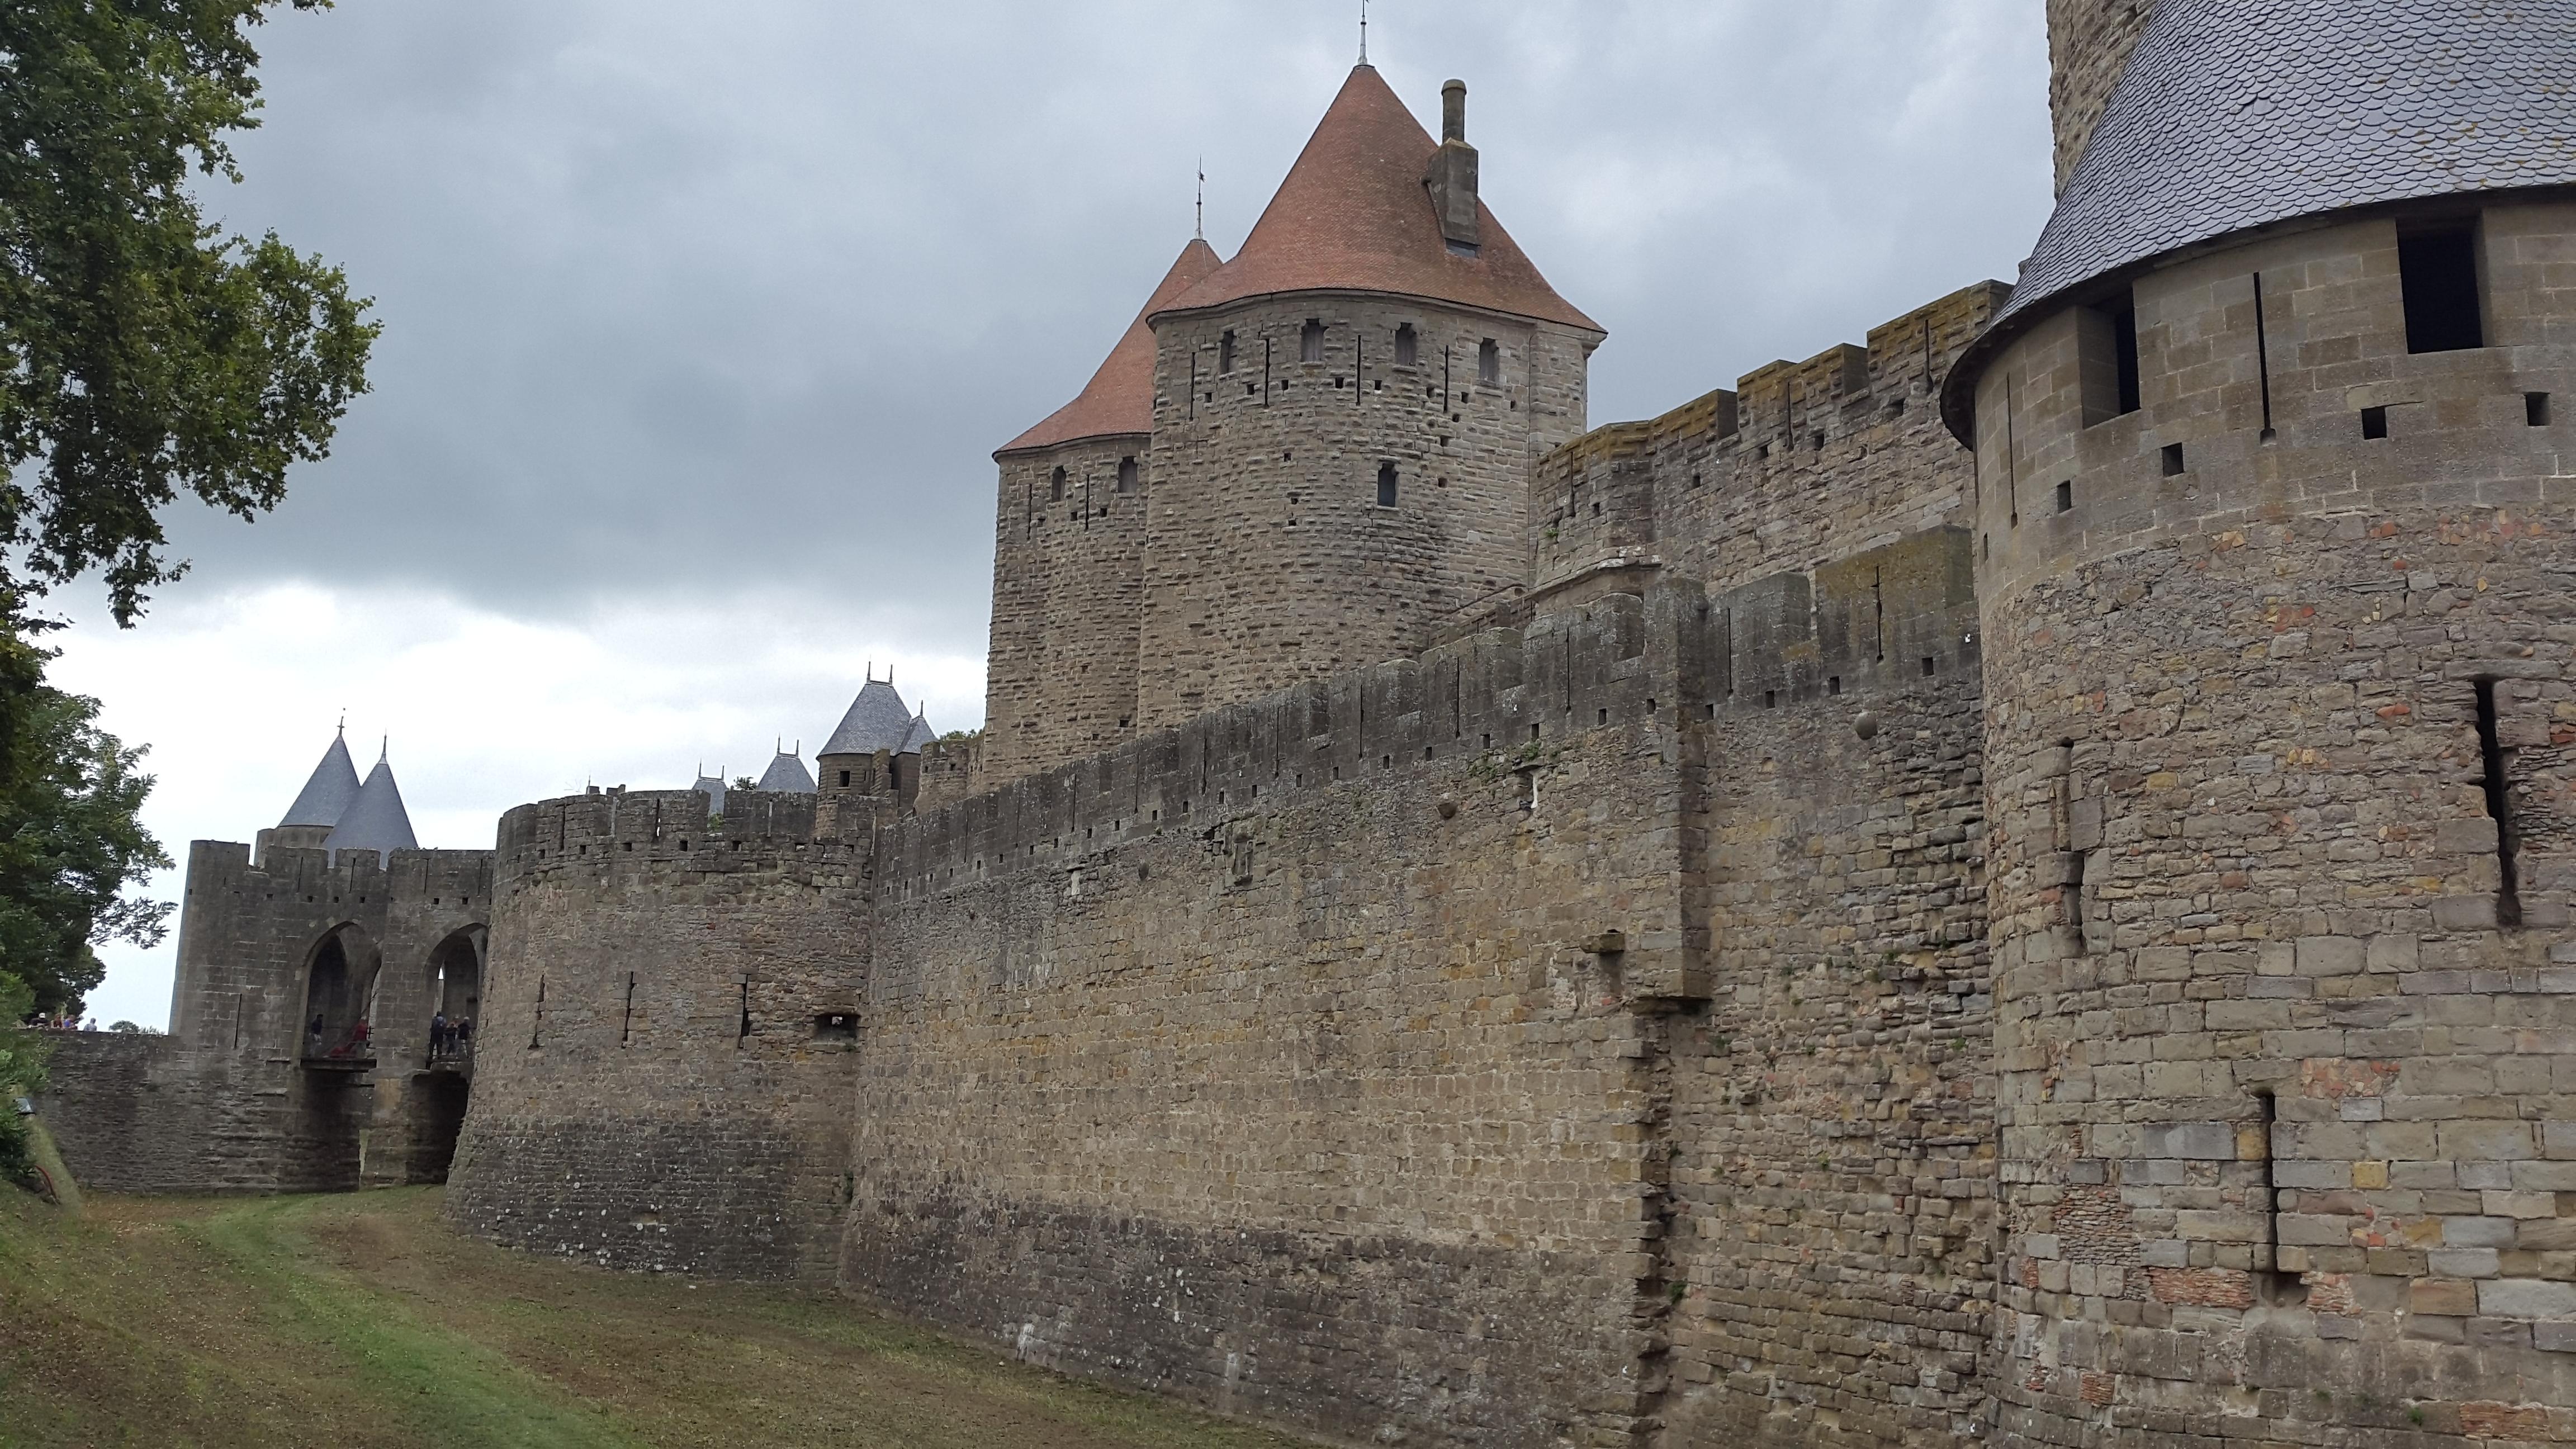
left=54, top=1, right=2057, bottom=1026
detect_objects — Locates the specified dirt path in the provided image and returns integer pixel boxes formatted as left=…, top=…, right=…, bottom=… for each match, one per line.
left=0, top=1187, right=1314, bottom=1449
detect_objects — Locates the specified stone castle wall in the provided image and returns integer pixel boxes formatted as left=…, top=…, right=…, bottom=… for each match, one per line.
left=2045, top=0, right=2158, bottom=191
left=1531, top=282, right=2006, bottom=614
left=1135, top=295, right=1597, bottom=731
left=1968, top=202, right=2576, bottom=1446
left=443, top=789, right=872, bottom=1280
left=40, top=842, right=491, bottom=1196
left=981, top=435, right=1154, bottom=783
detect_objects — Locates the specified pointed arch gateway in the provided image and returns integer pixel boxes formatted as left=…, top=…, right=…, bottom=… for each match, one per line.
left=299, top=922, right=383, bottom=1066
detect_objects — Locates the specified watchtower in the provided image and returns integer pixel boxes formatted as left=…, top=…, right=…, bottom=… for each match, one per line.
left=1948, top=2, right=2576, bottom=1440
left=1133, top=65, right=1603, bottom=728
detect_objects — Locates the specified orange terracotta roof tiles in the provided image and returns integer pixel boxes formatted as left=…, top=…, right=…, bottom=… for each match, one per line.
left=997, top=238, right=1223, bottom=457
left=1152, top=65, right=1599, bottom=334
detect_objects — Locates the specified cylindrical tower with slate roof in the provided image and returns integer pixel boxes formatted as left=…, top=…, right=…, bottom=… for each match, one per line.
left=983, top=240, right=1221, bottom=785
left=1133, top=66, right=1604, bottom=728
left=1946, top=2, right=2576, bottom=1441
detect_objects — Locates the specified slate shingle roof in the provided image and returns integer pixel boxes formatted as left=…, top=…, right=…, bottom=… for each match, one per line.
left=1152, top=65, right=1600, bottom=334
left=1947, top=0, right=2576, bottom=442
left=821, top=679, right=917, bottom=757
left=997, top=239, right=1223, bottom=457
left=323, top=755, right=419, bottom=860
left=279, top=730, right=363, bottom=828
left=756, top=750, right=816, bottom=794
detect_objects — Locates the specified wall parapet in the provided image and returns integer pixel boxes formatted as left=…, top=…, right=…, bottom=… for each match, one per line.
left=888, top=524, right=1977, bottom=902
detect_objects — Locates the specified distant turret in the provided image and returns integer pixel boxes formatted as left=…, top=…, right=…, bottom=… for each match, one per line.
left=321, top=743, right=419, bottom=862
left=264, top=727, right=363, bottom=856
left=755, top=744, right=816, bottom=795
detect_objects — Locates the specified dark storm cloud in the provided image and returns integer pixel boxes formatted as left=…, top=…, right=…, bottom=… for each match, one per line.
left=159, top=1, right=2053, bottom=653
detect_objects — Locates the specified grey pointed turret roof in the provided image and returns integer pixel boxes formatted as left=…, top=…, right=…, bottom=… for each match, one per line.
left=900, top=711, right=937, bottom=754
left=1947, top=0, right=2576, bottom=442
left=756, top=750, right=816, bottom=794
left=692, top=771, right=727, bottom=815
left=820, top=678, right=917, bottom=757
left=279, top=730, right=363, bottom=828
left=323, top=753, right=419, bottom=860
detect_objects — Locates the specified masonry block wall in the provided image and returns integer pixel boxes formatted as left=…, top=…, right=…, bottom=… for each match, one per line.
left=982, top=436, right=1154, bottom=783
left=2045, top=0, right=2157, bottom=191
left=1136, top=296, right=1598, bottom=730
left=444, top=789, right=872, bottom=1281
left=1530, top=283, right=2006, bottom=626
left=1969, top=203, right=2576, bottom=1446
left=858, top=591, right=1701, bottom=1448
left=40, top=841, right=492, bottom=1195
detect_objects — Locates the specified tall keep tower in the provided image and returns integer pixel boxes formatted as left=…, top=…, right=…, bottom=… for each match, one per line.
left=1948, top=2, right=2576, bottom=1443
left=1132, top=65, right=1602, bottom=727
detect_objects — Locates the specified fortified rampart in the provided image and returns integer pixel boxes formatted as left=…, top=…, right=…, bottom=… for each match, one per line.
left=132, top=8, right=2576, bottom=1447
left=444, top=788, right=873, bottom=1280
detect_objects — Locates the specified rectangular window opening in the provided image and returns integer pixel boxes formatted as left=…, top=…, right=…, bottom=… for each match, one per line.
left=2161, top=443, right=2185, bottom=476
left=2361, top=406, right=2389, bottom=440
left=814, top=1012, right=858, bottom=1043
left=2055, top=480, right=2074, bottom=513
left=1376, top=461, right=1398, bottom=508
left=1219, top=330, right=1236, bottom=374
left=1827, top=676, right=1842, bottom=697
left=1921, top=656, right=1936, bottom=678
left=2476, top=678, right=2525, bottom=928
left=1117, top=456, right=1139, bottom=493
left=1394, top=323, right=1418, bottom=367
left=1301, top=319, right=1325, bottom=363
left=2399, top=224, right=2485, bottom=354
left=2529, top=392, right=2553, bottom=427
left=2079, top=298, right=2142, bottom=424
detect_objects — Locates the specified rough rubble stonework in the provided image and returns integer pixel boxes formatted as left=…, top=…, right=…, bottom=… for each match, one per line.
left=44, top=6, right=2576, bottom=1446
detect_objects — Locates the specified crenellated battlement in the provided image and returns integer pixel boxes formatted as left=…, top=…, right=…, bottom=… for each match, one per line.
left=1532, top=281, right=2009, bottom=611
left=492, top=787, right=873, bottom=891
left=885, top=521, right=1974, bottom=902
left=191, top=838, right=494, bottom=905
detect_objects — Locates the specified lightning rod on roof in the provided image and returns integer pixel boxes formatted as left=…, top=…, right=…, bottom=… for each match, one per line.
left=1358, top=0, right=1368, bottom=64
left=1196, top=157, right=1205, bottom=240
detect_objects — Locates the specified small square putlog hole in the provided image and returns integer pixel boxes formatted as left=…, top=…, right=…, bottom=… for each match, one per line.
left=2362, top=406, right=2389, bottom=439
left=2160, top=443, right=2185, bottom=476
left=2530, top=392, right=2553, bottom=427
left=2055, top=480, right=2074, bottom=512
left=813, top=1012, right=859, bottom=1042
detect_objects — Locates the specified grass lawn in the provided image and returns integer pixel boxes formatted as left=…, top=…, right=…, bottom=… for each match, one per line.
left=0, top=1186, right=1313, bottom=1449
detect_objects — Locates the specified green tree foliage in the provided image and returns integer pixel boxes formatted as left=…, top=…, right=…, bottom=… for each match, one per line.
left=0, top=967, right=49, bottom=1186
left=0, top=628, right=171, bottom=1021
left=1, top=0, right=378, bottom=626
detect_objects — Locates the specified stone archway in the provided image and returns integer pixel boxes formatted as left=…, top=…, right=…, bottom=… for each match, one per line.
left=409, top=926, right=485, bottom=1182
left=299, top=923, right=382, bottom=1064
left=286, top=922, right=382, bottom=1192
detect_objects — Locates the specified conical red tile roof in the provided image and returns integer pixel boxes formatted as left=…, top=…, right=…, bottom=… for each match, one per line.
left=1153, top=65, right=1598, bottom=333
left=997, top=238, right=1223, bottom=456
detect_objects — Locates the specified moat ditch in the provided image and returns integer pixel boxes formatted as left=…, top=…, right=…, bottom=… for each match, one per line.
left=0, top=1185, right=1315, bottom=1449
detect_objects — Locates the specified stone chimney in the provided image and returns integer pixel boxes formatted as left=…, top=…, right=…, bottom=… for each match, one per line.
left=1423, top=78, right=1480, bottom=254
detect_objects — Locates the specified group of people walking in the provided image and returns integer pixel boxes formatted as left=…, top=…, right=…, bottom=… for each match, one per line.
left=429, top=1011, right=475, bottom=1060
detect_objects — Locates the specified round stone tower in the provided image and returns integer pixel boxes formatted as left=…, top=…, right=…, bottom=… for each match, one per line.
left=982, top=238, right=1220, bottom=784
left=1947, top=2, right=2576, bottom=1442
left=1131, top=65, right=1604, bottom=728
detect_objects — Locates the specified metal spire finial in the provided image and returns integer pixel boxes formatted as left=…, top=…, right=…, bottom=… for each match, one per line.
left=378, top=735, right=388, bottom=763
left=1196, top=157, right=1205, bottom=240
left=1358, top=0, right=1369, bottom=63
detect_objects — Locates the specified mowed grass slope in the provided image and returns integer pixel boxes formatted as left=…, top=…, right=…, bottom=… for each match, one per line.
left=0, top=1187, right=1312, bottom=1449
